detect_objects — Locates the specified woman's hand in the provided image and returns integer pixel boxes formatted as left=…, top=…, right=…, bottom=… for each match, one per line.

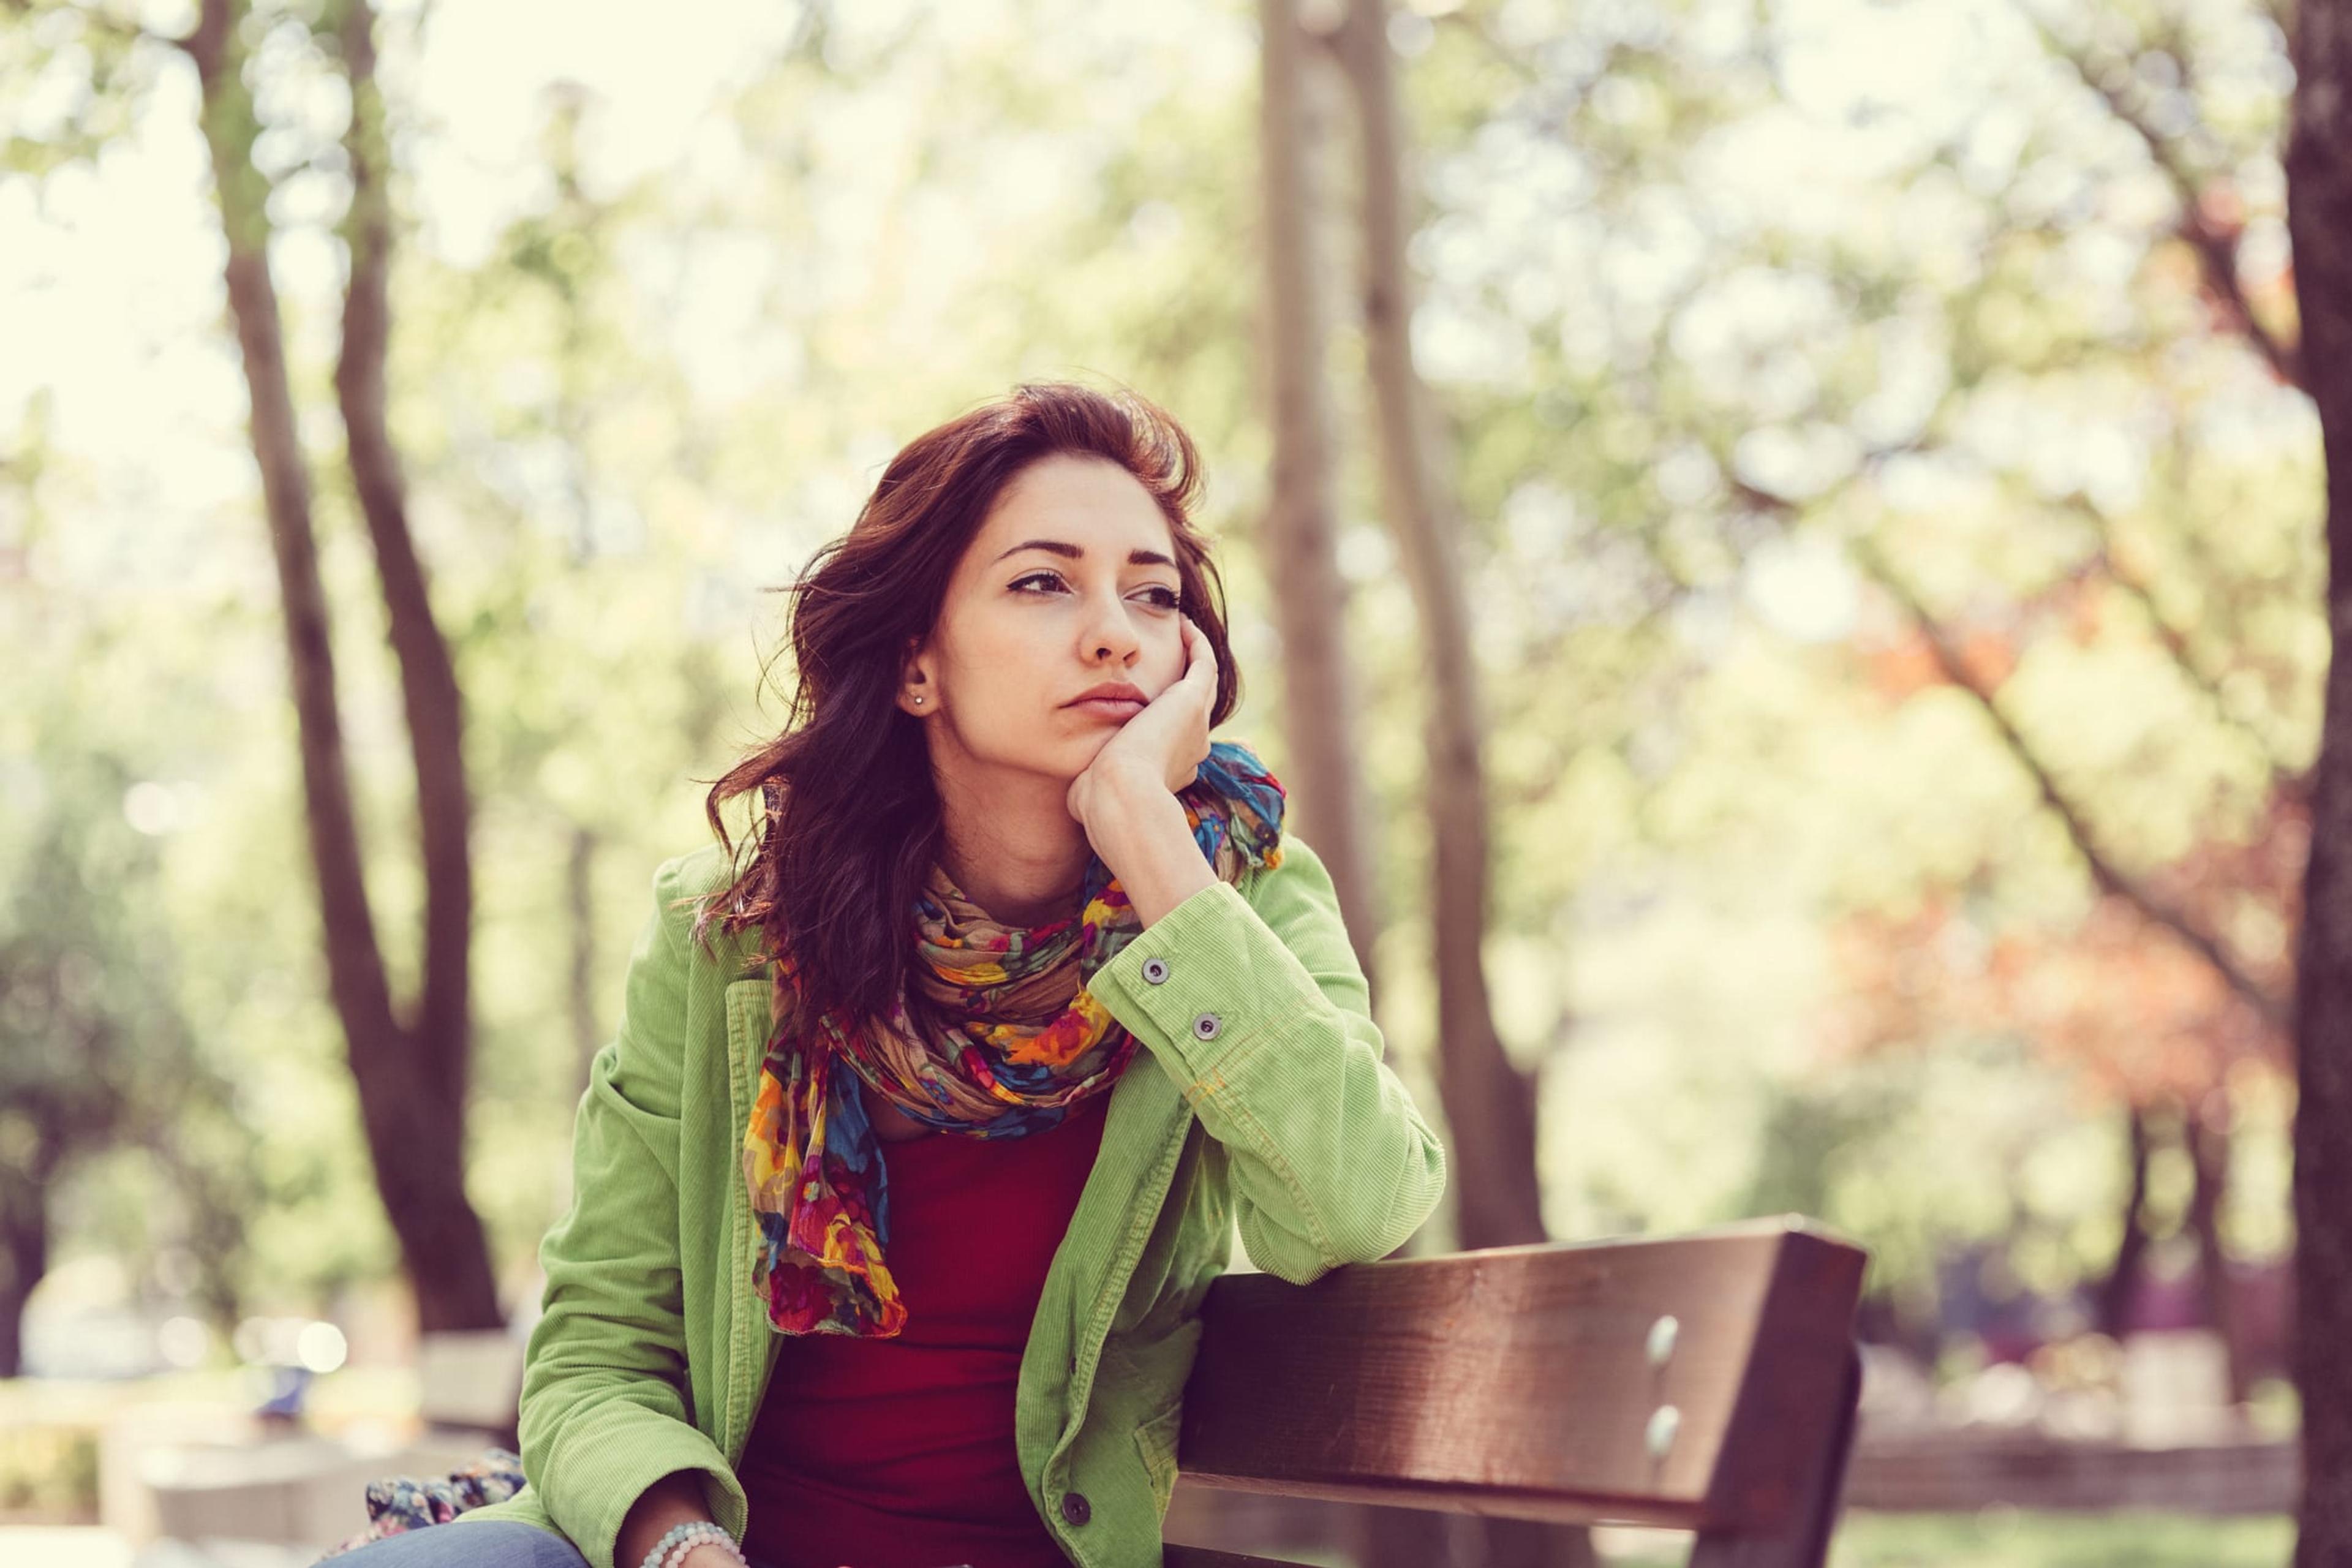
left=1063, top=614, right=1221, bottom=924
left=1065, top=613, right=1216, bottom=832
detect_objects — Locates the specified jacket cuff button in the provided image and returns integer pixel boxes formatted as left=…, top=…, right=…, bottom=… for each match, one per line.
left=1142, top=957, right=1169, bottom=985
left=1192, top=1012, right=1222, bottom=1040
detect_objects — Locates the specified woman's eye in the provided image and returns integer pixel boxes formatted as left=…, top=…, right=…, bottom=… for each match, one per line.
left=1011, top=572, right=1180, bottom=611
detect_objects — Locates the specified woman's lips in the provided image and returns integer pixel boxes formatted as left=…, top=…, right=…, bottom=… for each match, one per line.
left=1069, top=698, right=1145, bottom=720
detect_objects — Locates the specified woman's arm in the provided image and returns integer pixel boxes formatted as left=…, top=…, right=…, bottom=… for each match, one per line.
left=1084, top=829, right=1450, bottom=1286
left=518, top=856, right=752, bottom=1568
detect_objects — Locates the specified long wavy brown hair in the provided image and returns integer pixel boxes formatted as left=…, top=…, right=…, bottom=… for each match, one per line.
left=687, top=380, right=1244, bottom=1037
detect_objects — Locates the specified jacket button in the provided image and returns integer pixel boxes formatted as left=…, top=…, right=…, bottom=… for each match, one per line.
left=1142, top=957, right=1169, bottom=985
left=1060, top=1490, right=1091, bottom=1525
left=1192, top=1012, right=1221, bottom=1040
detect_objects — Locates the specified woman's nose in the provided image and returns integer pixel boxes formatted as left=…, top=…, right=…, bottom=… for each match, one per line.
left=1080, top=597, right=1141, bottom=660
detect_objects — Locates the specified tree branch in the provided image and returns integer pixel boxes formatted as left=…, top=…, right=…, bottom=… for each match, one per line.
left=2051, top=489, right=2309, bottom=805
left=2026, top=10, right=2306, bottom=390
left=1848, top=531, right=2289, bottom=1033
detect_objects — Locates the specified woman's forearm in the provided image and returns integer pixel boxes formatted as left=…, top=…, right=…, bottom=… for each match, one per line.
left=615, top=1469, right=726, bottom=1567
left=1087, top=774, right=1218, bottom=928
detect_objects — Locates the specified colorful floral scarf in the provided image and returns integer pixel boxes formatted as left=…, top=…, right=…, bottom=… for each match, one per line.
left=741, top=737, right=1287, bottom=1338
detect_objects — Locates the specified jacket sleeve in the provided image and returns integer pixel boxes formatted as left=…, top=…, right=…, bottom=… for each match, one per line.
left=516, top=855, right=750, bottom=1568
left=1084, top=833, right=1449, bottom=1285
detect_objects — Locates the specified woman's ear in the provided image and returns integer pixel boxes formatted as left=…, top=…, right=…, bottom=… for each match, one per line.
left=899, top=638, right=933, bottom=716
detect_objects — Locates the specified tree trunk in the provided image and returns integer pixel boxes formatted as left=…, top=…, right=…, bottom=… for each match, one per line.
left=1262, top=9, right=1445, bottom=1559
left=333, top=0, right=499, bottom=1333
left=335, top=0, right=479, bottom=1132
left=2186, top=1087, right=2249, bottom=1408
left=2289, top=0, right=2352, bottom=1554
left=2096, top=1102, right=2152, bottom=1337
left=0, top=1146, right=51, bottom=1378
left=1257, top=0, right=1387, bottom=1006
left=183, top=0, right=499, bottom=1336
left=1332, top=2, right=1575, bottom=1563
left=1332, top=0, right=1545, bottom=1258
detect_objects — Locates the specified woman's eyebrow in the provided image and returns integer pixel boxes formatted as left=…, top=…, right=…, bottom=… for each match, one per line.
left=993, top=539, right=1177, bottom=569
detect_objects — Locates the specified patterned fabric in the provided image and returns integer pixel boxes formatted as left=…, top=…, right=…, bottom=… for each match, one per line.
left=315, top=1446, right=527, bottom=1560
left=740, top=737, right=1286, bottom=1338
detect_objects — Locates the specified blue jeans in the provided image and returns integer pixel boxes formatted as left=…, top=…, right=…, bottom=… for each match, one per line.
left=323, top=1519, right=785, bottom=1568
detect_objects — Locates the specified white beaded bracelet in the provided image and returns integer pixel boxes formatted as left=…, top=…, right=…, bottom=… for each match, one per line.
left=671, top=1523, right=747, bottom=1568
left=639, top=1519, right=747, bottom=1568
left=688, top=1536, right=750, bottom=1568
left=638, top=1522, right=694, bottom=1568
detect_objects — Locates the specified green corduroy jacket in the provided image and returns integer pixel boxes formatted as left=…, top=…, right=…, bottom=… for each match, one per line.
left=448, top=829, right=1449, bottom=1568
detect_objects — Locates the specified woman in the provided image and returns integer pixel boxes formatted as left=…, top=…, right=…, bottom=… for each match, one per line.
left=334, top=382, right=1448, bottom=1568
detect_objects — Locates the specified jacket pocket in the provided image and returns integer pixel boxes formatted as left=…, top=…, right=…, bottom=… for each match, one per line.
left=1132, top=1394, right=1183, bottom=1520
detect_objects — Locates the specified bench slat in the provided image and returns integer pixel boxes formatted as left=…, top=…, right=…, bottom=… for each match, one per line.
left=1169, top=1220, right=1865, bottom=1538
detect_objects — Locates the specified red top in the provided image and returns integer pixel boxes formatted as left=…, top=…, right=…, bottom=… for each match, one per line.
left=737, top=1088, right=1111, bottom=1568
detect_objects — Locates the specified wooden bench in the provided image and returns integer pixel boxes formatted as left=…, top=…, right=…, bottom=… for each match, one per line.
left=1159, top=1216, right=1869, bottom=1568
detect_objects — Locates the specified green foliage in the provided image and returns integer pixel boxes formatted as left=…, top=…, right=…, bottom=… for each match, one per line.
left=0, top=1421, right=97, bottom=1522
left=0, top=2, right=153, bottom=181
left=0, top=566, right=262, bottom=1343
left=0, top=0, right=2313, bottom=1348
left=1835, top=1510, right=2293, bottom=1567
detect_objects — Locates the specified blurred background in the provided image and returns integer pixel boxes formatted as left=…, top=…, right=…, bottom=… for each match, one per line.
left=0, top=0, right=2323, bottom=1562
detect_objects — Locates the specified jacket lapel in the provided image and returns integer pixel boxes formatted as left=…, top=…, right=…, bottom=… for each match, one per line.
left=720, top=974, right=774, bottom=1464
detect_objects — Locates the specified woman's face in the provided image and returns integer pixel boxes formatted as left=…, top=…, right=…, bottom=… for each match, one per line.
left=902, top=453, right=1188, bottom=783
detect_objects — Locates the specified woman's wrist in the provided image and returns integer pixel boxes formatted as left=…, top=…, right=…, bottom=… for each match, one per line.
left=1091, top=780, right=1217, bottom=927
left=617, top=1471, right=723, bottom=1568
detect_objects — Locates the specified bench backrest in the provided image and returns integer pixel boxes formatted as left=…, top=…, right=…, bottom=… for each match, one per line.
left=1163, top=1218, right=1868, bottom=1568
